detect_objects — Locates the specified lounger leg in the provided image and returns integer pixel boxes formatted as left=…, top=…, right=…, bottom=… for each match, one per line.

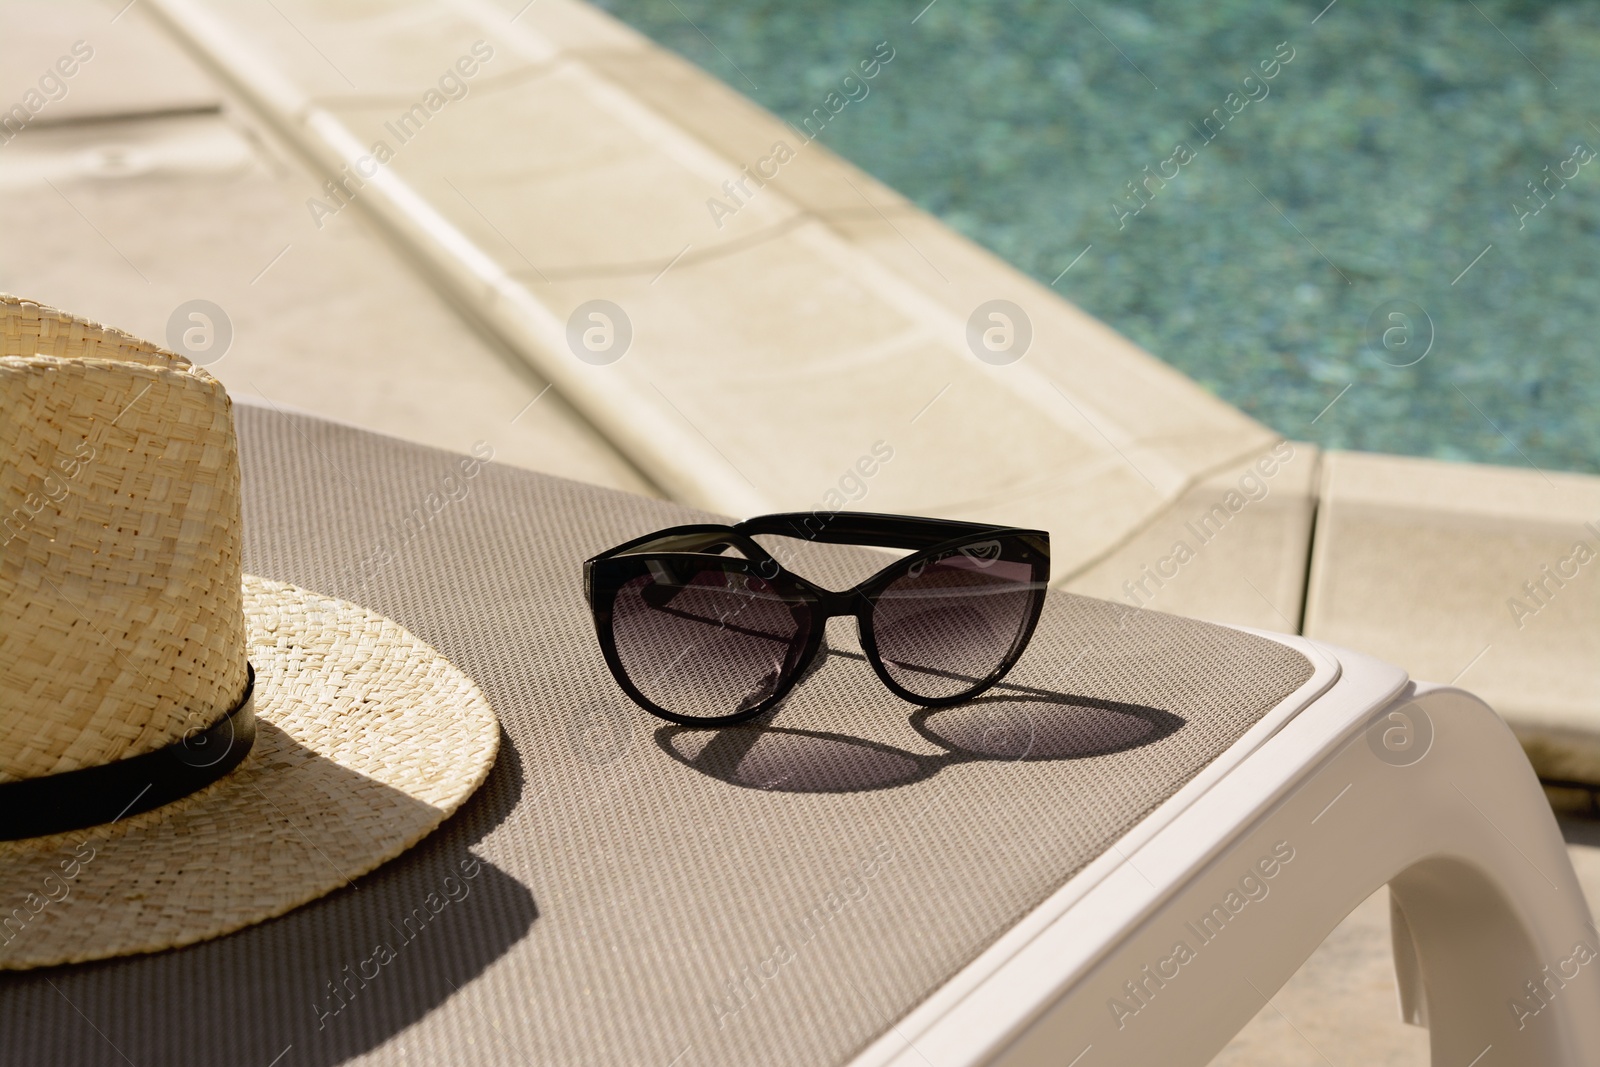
left=1380, top=685, right=1600, bottom=1066
left=1389, top=892, right=1429, bottom=1028
left=1388, top=841, right=1599, bottom=1064
left=980, top=683, right=1600, bottom=1066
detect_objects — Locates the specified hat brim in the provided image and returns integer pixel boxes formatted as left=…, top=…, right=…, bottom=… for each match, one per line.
left=0, top=575, right=500, bottom=971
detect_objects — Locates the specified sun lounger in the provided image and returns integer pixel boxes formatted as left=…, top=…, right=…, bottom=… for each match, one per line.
left=7, top=402, right=1592, bottom=1065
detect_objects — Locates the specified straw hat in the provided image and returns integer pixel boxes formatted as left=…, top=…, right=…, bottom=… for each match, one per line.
left=0, top=295, right=499, bottom=971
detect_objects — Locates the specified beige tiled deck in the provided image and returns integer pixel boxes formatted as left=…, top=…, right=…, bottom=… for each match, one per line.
left=142, top=0, right=1290, bottom=592
left=0, top=2, right=648, bottom=493
left=0, top=0, right=217, bottom=120
left=1065, top=441, right=1320, bottom=627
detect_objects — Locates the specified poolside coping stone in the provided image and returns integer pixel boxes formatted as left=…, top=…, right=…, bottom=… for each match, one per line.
left=0, top=1, right=648, bottom=496
left=1306, top=451, right=1600, bottom=783
left=142, top=0, right=1286, bottom=582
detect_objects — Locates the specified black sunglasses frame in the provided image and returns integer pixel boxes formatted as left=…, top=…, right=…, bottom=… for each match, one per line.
left=584, top=512, right=1051, bottom=727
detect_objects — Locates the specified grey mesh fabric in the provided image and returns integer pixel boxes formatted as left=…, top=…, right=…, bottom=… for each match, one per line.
left=0, top=404, right=1313, bottom=1066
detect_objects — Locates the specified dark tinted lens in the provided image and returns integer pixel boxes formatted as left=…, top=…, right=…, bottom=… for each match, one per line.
left=871, top=541, right=1037, bottom=701
left=610, top=562, right=806, bottom=719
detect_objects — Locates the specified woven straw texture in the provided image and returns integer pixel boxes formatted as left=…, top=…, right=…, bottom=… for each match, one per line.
left=0, top=405, right=1313, bottom=1065
left=1, top=296, right=499, bottom=971
left=0, top=575, right=500, bottom=970
left=1, top=293, right=247, bottom=780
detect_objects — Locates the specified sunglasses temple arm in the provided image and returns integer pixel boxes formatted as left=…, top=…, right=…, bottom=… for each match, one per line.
left=735, top=512, right=1011, bottom=552
left=595, top=526, right=784, bottom=573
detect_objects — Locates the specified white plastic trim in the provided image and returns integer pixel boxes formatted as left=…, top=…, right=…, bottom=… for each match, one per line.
left=850, top=638, right=1600, bottom=1066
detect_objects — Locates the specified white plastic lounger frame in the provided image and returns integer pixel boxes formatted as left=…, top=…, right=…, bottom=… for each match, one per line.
left=850, top=637, right=1600, bottom=1067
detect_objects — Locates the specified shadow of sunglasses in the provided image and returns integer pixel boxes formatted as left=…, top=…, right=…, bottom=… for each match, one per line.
left=654, top=676, right=1183, bottom=795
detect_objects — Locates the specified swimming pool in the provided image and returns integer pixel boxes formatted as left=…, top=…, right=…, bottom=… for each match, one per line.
left=593, top=0, right=1600, bottom=474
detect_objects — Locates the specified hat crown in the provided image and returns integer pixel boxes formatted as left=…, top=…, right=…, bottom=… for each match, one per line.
left=0, top=295, right=247, bottom=783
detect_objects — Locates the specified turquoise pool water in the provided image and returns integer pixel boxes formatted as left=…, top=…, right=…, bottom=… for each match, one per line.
left=594, top=0, right=1600, bottom=474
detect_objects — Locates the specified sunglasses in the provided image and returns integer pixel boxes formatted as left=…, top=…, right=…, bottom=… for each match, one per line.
left=583, top=512, right=1051, bottom=726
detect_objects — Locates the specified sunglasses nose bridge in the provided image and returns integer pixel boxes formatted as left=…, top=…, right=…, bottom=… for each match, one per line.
left=809, top=587, right=861, bottom=622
